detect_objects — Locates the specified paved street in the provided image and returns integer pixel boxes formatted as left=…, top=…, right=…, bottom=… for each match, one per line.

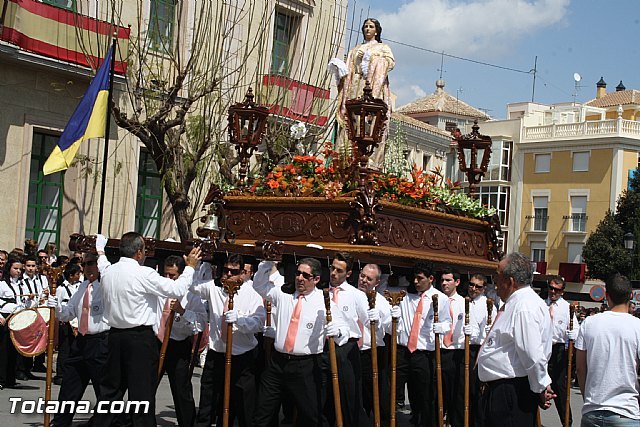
left=0, top=361, right=583, bottom=426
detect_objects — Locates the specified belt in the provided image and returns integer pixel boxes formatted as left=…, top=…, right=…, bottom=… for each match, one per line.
left=110, top=325, right=152, bottom=333
left=78, top=330, right=109, bottom=339
left=479, top=376, right=527, bottom=395
left=275, top=351, right=317, bottom=361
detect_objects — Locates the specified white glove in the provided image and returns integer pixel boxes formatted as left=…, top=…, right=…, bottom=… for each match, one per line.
left=567, top=328, right=579, bottom=341
left=484, top=325, right=492, bottom=336
left=367, top=308, right=380, bottom=323
left=224, top=309, right=238, bottom=324
left=263, top=325, right=276, bottom=339
left=391, top=306, right=401, bottom=319
left=433, top=322, right=450, bottom=335
left=96, top=234, right=108, bottom=252
left=47, top=295, right=57, bottom=308
left=463, top=324, right=480, bottom=338
left=325, top=321, right=341, bottom=338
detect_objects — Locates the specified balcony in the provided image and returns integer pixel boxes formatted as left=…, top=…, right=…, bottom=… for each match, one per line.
left=523, top=119, right=640, bottom=142
left=558, top=262, right=586, bottom=283
left=1, top=0, right=130, bottom=74
left=259, top=74, right=331, bottom=126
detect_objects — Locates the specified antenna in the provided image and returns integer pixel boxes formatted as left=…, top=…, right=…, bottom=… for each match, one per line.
left=437, top=51, right=445, bottom=79
left=572, top=72, right=585, bottom=105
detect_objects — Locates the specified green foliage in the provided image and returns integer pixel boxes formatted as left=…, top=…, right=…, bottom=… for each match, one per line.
left=583, top=210, right=632, bottom=280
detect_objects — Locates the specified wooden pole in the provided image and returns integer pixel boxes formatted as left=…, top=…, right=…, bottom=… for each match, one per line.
left=564, top=304, right=576, bottom=427
left=157, top=308, right=175, bottom=382
left=42, top=266, right=62, bottom=427
left=222, top=278, right=242, bottom=427
left=464, top=297, right=470, bottom=427
left=432, top=294, right=444, bottom=427
left=188, top=331, right=203, bottom=379
left=367, top=290, right=380, bottom=427
left=323, top=288, right=343, bottom=427
left=486, top=298, right=494, bottom=327
left=384, top=290, right=406, bottom=427
left=264, top=300, right=273, bottom=366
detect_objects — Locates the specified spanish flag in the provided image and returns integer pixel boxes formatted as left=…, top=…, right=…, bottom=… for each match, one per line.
left=43, top=45, right=113, bottom=175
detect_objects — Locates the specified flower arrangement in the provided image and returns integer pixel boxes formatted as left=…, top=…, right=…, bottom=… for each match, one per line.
left=249, top=150, right=496, bottom=220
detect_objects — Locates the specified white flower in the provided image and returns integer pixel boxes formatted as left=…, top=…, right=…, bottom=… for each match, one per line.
left=290, top=121, right=308, bottom=140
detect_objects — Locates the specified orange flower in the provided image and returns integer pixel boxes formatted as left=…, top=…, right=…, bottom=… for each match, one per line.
left=315, top=166, right=325, bottom=174
left=274, top=171, right=283, bottom=178
left=267, top=180, right=279, bottom=189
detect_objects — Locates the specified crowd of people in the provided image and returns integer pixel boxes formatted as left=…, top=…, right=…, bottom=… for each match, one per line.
left=0, top=234, right=639, bottom=427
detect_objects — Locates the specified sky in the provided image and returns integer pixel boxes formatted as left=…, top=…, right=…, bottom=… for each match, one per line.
left=344, top=0, right=640, bottom=119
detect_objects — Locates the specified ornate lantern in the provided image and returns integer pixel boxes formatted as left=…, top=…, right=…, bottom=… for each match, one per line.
left=228, top=87, right=270, bottom=187
left=344, top=81, right=389, bottom=181
left=454, top=120, right=492, bottom=198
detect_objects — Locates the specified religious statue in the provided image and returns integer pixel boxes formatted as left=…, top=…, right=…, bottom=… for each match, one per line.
left=329, top=18, right=395, bottom=166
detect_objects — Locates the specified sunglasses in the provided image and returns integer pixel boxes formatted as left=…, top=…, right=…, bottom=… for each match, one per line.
left=81, top=261, right=97, bottom=267
left=548, top=287, right=564, bottom=292
left=468, top=283, right=485, bottom=289
left=296, top=270, right=315, bottom=280
left=223, top=267, right=242, bottom=276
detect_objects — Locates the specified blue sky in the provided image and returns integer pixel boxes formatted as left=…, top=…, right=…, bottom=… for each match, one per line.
left=346, top=0, right=640, bottom=119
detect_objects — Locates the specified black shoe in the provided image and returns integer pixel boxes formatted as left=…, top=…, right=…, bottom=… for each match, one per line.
left=53, top=376, right=63, bottom=385
left=15, top=372, right=29, bottom=381
left=32, top=365, right=47, bottom=373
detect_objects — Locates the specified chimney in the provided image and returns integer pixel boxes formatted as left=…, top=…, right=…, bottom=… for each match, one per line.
left=616, top=80, right=626, bottom=92
left=596, top=77, right=607, bottom=99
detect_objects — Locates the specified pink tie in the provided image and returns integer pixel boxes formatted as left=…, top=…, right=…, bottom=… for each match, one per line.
left=79, top=284, right=91, bottom=336
left=157, top=299, right=171, bottom=342
left=407, top=294, right=425, bottom=353
left=549, top=302, right=555, bottom=321
left=284, top=295, right=304, bottom=353
left=221, top=296, right=230, bottom=341
left=332, top=287, right=340, bottom=304
left=443, top=298, right=454, bottom=347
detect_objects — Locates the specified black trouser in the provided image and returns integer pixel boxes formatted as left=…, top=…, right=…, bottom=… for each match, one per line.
left=254, top=334, right=281, bottom=427
left=253, top=351, right=328, bottom=427
left=549, top=342, right=572, bottom=426
left=160, top=337, right=196, bottom=427
left=479, top=376, right=538, bottom=427
left=93, top=326, right=159, bottom=427
left=196, top=349, right=256, bottom=427
left=323, top=339, right=368, bottom=427
left=51, top=331, right=109, bottom=427
left=442, top=348, right=465, bottom=427
left=0, top=322, right=17, bottom=386
left=16, top=353, right=33, bottom=377
left=361, top=346, right=390, bottom=426
left=395, top=341, right=410, bottom=408
left=469, top=344, right=482, bottom=427
left=55, top=322, right=75, bottom=380
left=398, top=345, right=436, bottom=426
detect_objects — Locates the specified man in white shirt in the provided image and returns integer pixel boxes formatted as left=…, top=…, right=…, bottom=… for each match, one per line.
left=396, top=261, right=451, bottom=426
left=576, top=273, right=640, bottom=426
left=190, top=253, right=265, bottom=427
left=48, top=253, right=109, bottom=427
left=546, top=275, right=579, bottom=426
left=326, top=252, right=371, bottom=427
left=157, top=255, right=207, bottom=427
left=477, top=252, right=555, bottom=426
left=465, top=273, right=489, bottom=426
left=251, top=258, right=349, bottom=427
left=357, top=263, right=393, bottom=425
left=94, top=232, right=201, bottom=427
left=439, top=267, right=465, bottom=427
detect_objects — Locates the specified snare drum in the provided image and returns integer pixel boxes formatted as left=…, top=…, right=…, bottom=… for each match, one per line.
left=8, top=309, right=48, bottom=357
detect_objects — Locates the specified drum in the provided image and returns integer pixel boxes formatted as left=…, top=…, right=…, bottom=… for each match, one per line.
left=8, top=309, right=48, bottom=357
left=36, top=307, right=51, bottom=324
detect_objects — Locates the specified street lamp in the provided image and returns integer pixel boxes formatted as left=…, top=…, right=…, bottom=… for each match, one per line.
left=454, top=119, right=492, bottom=199
left=228, top=87, right=270, bottom=188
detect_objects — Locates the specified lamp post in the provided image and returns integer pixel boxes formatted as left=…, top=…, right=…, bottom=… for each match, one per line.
left=624, top=231, right=635, bottom=278
left=228, top=87, right=270, bottom=188
left=454, top=120, right=492, bottom=199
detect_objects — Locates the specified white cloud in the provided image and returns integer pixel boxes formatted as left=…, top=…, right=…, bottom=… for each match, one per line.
left=410, top=84, right=427, bottom=98
left=376, top=0, right=570, bottom=62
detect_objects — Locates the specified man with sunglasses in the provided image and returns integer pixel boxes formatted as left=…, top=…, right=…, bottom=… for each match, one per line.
left=546, top=275, right=579, bottom=426
left=465, top=273, right=489, bottom=426
left=190, top=253, right=265, bottom=427
left=251, top=257, right=349, bottom=427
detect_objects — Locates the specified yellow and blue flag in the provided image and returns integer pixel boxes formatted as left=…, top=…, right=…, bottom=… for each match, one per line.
left=43, top=46, right=113, bottom=175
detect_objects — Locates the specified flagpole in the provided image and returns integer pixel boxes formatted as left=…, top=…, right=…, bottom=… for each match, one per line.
left=97, top=36, right=117, bottom=234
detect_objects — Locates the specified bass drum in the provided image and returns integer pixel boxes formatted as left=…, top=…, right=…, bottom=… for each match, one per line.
left=8, top=309, right=48, bottom=357
left=36, top=307, right=51, bottom=324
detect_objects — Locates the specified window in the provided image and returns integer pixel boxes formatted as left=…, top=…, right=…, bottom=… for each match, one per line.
left=135, top=150, right=163, bottom=239
left=478, top=185, right=510, bottom=227
left=531, top=242, right=546, bottom=262
left=532, top=196, right=548, bottom=231
left=484, top=140, right=512, bottom=181
left=26, top=132, right=64, bottom=249
left=570, top=195, right=587, bottom=232
left=572, top=151, right=590, bottom=172
left=271, top=10, right=299, bottom=75
left=422, top=153, right=431, bottom=170
left=534, top=153, right=551, bottom=173
left=42, top=0, right=75, bottom=11
left=148, top=0, right=177, bottom=52
left=567, top=243, right=584, bottom=264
